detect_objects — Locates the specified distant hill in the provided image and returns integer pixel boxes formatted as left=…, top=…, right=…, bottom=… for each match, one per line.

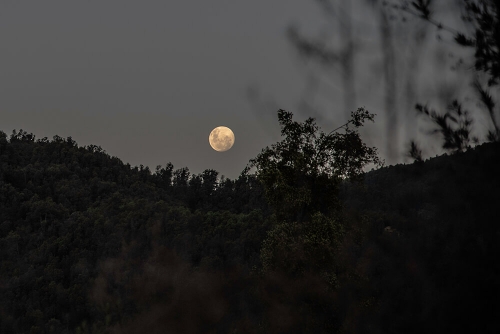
left=1, top=129, right=498, bottom=333
left=338, top=141, right=500, bottom=333
left=342, top=141, right=499, bottom=228
left=0, top=130, right=272, bottom=333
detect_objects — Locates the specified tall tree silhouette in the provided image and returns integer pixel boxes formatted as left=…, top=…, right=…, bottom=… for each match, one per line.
left=248, top=107, right=382, bottom=223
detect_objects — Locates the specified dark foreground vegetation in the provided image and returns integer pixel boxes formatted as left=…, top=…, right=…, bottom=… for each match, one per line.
left=0, top=121, right=499, bottom=333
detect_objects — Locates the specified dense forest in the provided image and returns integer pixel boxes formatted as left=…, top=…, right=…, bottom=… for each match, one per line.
left=1, top=116, right=499, bottom=333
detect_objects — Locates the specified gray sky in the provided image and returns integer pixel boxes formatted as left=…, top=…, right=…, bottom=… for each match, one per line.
left=1, top=0, right=330, bottom=179
left=1, top=0, right=474, bottom=178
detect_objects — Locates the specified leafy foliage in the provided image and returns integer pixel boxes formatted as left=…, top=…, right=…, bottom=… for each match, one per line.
left=416, top=100, right=479, bottom=152
left=407, top=140, right=423, bottom=162
left=260, top=212, right=344, bottom=284
left=248, top=107, right=382, bottom=223
left=458, top=0, right=500, bottom=87
left=397, top=0, right=500, bottom=152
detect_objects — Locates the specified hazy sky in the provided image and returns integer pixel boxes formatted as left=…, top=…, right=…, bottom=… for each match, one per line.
left=2, top=0, right=331, bottom=178
left=1, top=0, right=472, bottom=178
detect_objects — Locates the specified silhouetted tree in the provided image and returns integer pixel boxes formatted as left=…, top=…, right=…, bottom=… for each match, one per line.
left=154, top=162, right=174, bottom=189
left=248, top=107, right=382, bottom=223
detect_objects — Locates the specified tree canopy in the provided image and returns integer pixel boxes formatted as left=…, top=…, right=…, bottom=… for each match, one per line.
left=247, top=107, right=382, bottom=223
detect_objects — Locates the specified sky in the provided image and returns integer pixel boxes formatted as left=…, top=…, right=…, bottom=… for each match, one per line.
left=0, top=0, right=474, bottom=179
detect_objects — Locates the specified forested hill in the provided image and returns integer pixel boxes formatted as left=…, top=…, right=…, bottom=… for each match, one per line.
left=339, top=141, right=500, bottom=333
left=1, top=129, right=499, bottom=333
left=343, top=140, right=500, bottom=218
left=0, top=130, right=273, bottom=333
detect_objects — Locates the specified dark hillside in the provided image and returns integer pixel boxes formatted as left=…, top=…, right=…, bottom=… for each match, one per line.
left=0, top=129, right=499, bottom=333
left=338, top=141, right=500, bottom=333
left=0, top=130, right=272, bottom=333
left=342, top=141, right=500, bottom=242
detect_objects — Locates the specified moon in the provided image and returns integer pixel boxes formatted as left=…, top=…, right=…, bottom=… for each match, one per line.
left=209, top=126, right=235, bottom=152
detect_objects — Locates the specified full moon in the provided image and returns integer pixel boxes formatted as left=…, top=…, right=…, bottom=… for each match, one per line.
left=209, top=126, right=235, bottom=152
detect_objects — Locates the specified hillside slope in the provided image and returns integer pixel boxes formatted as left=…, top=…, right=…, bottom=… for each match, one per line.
left=338, top=141, right=500, bottom=333
left=0, top=129, right=499, bottom=333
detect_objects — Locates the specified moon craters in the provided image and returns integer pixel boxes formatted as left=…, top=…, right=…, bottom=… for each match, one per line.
left=209, top=126, right=235, bottom=152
